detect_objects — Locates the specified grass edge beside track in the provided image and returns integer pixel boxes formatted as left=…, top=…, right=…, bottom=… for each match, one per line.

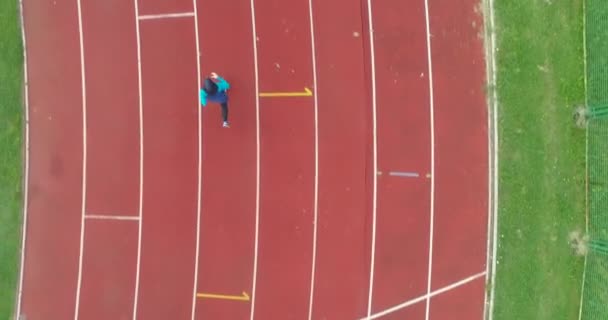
left=0, top=0, right=25, bottom=318
left=483, top=0, right=587, bottom=319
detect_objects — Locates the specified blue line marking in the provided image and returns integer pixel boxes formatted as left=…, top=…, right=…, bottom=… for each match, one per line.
left=389, top=171, right=419, bottom=178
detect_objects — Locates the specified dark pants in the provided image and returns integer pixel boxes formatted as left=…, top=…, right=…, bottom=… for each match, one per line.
left=220, top=102, right=228, bottom=122
left=208, top=91, right=229, bottom=122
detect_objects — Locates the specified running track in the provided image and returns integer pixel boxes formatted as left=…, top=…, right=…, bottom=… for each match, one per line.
left=16, top=0, right=489, bottom=318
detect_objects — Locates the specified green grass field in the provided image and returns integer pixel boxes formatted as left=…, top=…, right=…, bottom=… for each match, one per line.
left=490, top=0, right=587, bottom=319
left=580, top=0, right=608, bottom=318
left=0, top=0, right=24, bottom=318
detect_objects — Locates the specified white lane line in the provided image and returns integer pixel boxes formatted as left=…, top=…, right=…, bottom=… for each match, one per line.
left=365, top=0, right=379, bottom=316
left=422, top=0, right=436, bottom=318
left=249, top=0, right=261, bottom=318
left=190, top=0, right=202, bottom=317
left=485, top=0, right=500, bottom=316
left=362, top=271, right=486, bottom=320
left=132, top=0, right=145, bottom=317
left=84, top=215, right=139, bottom=221
left=483, top=5, right=494, bottom=314
left=16, top=0, right=30, bottom=315
left=483, top=4, right=493, bottom=311
left=306, top=0, right=320, bottom=316
left=489, top=44, right=500, bottom=320
left=74, top=0, right=89, bottom=316
left=138, top=12, right=194, bottom=21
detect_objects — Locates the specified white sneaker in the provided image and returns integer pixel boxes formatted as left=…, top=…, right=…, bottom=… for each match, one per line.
left=222, top=121, right=230, bottom=128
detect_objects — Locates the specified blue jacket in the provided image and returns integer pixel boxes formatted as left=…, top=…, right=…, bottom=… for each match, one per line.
left=200, top=77, right=230, bottom=106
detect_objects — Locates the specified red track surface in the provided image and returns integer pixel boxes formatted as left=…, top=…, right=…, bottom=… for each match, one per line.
left=79, top=220, right=138, bottom=319
left=371, top=0, right=432, bottom=312
left=195, top=0, right=257, bottom=318
left=137, top=17, right=200, bottom=320
left=18, top=0, right=489, bottom=318
left=253, top=0, right=316, bottom=317
left=310, top=0, right=372, bottom=318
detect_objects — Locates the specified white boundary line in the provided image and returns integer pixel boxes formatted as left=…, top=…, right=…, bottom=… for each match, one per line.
left=132, top=0, right=145, bottom=316
left=484, top=0, right=499, bottom=317
left=482, top=0, right=496, bottom=316
left=364, top=0, right=379, bottom=316
left=73, top=0, right=89, bottom=316
left=363, top=271, right=486, bottom=320
left=422, top=0, right=436, bottom=318
left=306, top=0, right=320, bottom=316
left=85, top=214, right=139, bottom=221
left=489, top=51, right=500, bottom=319
left=482, top=0, right=495, bottom=314
left=578, top=254, right=587, bottom=320
left=137, top=12, right=194, bottom=21
left=15, top=0, right=30, bottom=316
left=189, top=0, right=202, bottom=316
left=578, top=0, right=589, bottom=318
left=249, top=0, right=261, bottom=317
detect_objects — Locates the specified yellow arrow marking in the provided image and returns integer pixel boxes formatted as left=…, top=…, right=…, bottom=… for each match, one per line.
left=259, top=87, right=312, bottom=97
left=196, top=291, right=250, bottom=302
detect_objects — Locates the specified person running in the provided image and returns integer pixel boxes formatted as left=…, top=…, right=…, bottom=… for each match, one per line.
left=200, top=72, right=230, bottom=128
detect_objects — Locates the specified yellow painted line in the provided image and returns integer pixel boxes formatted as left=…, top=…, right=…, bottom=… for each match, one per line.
left=259, top=87, right=312, bottom=98
left=196, top=291, right=250, bottom=302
